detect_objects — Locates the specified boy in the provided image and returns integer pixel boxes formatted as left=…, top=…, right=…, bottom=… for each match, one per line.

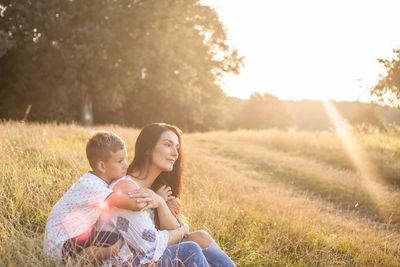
left=43, top=131, right=150, bottom=263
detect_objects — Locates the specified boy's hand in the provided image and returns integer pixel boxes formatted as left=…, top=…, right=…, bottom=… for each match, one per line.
left=127, top=188, right=153, bottom=203
left=126, top=188, right=164, bottom=211
left=76, top=238, right=123, bottom=262
left=109, top=238, right=123, bottom=256
left=166, top=198, right=181, bottom=217
left=139, top=189, right=165, bottom=211
left=156, top=185, right=174, bottom=202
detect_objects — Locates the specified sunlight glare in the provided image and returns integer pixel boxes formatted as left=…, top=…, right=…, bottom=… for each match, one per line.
left=322, top=100, right=379, bottom=183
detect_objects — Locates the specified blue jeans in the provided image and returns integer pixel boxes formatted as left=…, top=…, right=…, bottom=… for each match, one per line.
left=114, top=240, right=235, bottom=267
left=180, top=236, right=235, bottom=267
left=201, top=241, right=235, bottom=267
left=118, top=241, right=209, bottom=267
left=153, top=241, right=210, bottom=267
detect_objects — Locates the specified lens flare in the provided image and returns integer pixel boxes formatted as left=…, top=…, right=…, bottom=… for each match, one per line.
left=97, top=199, right=111, bottom=222
left=322, top=100, right=379, bottom=182
left=322, top=100, right=382, bottom=184
left=322, top=100, right=390, bottom=217
left=63, top=210, right=92, bottom=239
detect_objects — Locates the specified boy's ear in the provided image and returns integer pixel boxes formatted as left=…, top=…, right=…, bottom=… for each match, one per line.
left=96, top=160, right=107, bottom=173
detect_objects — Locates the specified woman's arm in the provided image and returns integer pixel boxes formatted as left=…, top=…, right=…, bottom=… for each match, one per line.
left=156, top=185, right=182, bottom=217
left=166, top=198, right=181, bottom=218
left=155, top=185, right=182, bottom=229
left=145, top=188, right=180, bottom=230
left=157, top=199, right=180, bottom=230
left=167, top=222, right=189, bottom=246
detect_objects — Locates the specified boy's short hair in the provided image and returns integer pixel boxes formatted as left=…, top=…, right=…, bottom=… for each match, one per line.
left=86, top=131, right=126, bottom=170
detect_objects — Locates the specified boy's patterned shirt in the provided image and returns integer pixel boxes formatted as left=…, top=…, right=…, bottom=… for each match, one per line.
left=43, top=172, right=114, bottom=261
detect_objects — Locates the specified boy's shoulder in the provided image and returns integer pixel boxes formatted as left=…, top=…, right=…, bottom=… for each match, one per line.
left=63, top=172, right=111, bottom=194
left=56, top=172, right=112, bottom=204
left=74, top=171, right=109, bottom=187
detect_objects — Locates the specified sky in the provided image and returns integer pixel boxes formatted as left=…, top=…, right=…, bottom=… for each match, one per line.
left=201, top=0, right=400, bottom=102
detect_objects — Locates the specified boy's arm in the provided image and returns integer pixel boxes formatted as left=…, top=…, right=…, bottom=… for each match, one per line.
left=78, top=238, right=123, bottom=262
left=105, top=180, right=152, bottom=211
left=106, top=192, right=148, bottom=211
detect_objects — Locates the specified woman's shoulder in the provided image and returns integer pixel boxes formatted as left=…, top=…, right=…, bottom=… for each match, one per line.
left=109, top=175, right=139, bottom=190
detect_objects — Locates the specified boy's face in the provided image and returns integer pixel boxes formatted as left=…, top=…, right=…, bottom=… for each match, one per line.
left=103, top=149, right=128, bottom=181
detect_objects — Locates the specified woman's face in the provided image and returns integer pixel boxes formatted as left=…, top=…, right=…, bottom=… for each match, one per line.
left=151, top=130, right=180, bottom=172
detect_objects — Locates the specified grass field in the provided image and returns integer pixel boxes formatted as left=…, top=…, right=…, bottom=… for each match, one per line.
left=1, top=121, right=400, bottom=266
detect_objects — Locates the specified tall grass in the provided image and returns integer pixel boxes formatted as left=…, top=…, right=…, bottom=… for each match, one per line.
left=1, top=121, right=400, bottom=266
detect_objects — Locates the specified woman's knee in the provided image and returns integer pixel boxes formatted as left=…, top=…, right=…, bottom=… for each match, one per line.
left=179, top=241, right=202, bottom=254
left=175, top=241, right=209, bottom=266
left=186, top=230, right=213, bottom=248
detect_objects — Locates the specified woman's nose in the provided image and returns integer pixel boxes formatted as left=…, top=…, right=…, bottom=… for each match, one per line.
left=171, top=147, right=178, bottom=157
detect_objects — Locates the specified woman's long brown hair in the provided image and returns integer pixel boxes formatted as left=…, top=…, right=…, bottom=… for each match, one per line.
left=127, top=122, right=184, bottom=198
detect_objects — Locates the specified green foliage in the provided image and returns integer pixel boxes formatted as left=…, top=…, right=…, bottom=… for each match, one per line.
left=0, top=0, right=243, bottom=130
left=371, top=49, right=400, bottom=108
left=0, top=29, right=14, bottom=57
left=349, top=104, right=385, bottom=131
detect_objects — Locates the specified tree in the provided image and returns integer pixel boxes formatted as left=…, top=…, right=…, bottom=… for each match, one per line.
left=0, top=0, right=136, bottom=124
left=118, top=0, right=243, bottom=131
left=371, top=49, right=400, bottom=108
left=0, top=29, right=14, bottom=57
left=349, top=104, right=385, bottom=131
left=0, top=0, right=243, bottom=130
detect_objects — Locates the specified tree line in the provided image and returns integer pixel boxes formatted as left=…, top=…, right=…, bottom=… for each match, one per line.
left=1, top=0, right=399, bottom=132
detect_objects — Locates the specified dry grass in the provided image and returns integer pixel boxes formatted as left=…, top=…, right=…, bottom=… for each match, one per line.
left=1, top=122, right=400, bottom=266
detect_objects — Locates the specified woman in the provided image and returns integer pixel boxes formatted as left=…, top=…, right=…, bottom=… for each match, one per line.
left=101, top=123, right=235, bottom=266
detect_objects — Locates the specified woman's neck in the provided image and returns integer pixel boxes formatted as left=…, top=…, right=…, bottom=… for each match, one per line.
left=128, top=165, right=161, bottom=188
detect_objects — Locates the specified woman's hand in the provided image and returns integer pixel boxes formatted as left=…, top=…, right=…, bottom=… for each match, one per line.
left=180, top=221, right=189, bottom=236
left=166, top=198, right=181, bottom=218
left=156, top=185, right=174, bottom=202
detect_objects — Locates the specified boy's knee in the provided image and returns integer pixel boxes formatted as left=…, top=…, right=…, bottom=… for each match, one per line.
left=186, top=230, right=213, bottom=248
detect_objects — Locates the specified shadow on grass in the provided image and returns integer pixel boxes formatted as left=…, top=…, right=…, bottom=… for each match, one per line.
left=200, top=141, right=385, bottom=223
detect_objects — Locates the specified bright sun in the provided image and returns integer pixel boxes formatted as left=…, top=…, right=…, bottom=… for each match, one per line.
left=202, top=0, right=400, bottom=102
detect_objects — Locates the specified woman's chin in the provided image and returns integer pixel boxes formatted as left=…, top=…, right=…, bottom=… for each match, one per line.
left=163, top=166, right=174, bottom=172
